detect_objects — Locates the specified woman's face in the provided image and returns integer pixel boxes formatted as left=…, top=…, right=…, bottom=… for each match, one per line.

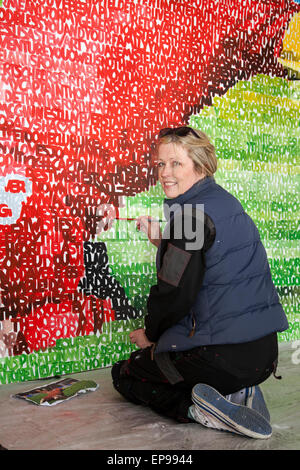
left=157, top=143, right=205, bottom=198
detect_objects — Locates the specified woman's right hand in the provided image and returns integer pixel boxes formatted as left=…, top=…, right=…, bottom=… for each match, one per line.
left=136, top=216, right=162, bottom=247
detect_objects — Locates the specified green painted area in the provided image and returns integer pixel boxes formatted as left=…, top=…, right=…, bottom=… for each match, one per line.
left=190, top=74, right=300, bottom=342
left=0, top=319, right=143, bottom=384
left=97, top=182, right=165, bottom=312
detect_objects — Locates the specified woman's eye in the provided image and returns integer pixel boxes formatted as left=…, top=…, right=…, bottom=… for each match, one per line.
left=157, top=161, right=180, bottom=168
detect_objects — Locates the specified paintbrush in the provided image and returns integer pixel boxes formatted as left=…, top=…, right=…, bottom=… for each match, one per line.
left=114, top=217, right=163, bottom=222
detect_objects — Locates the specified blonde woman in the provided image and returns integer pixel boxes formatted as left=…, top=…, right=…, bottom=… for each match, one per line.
left=112, top=127, right=288, bottom=439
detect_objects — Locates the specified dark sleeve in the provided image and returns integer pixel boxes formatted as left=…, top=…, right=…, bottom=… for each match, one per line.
left=144, top=213, right=215, bottom=343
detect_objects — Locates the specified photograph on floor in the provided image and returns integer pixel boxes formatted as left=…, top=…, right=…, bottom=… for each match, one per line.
left=12, top=378, right=99, bottom=406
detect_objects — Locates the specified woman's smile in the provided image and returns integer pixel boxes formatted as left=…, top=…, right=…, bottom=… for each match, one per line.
left=163, top=181, right=177, bottom=187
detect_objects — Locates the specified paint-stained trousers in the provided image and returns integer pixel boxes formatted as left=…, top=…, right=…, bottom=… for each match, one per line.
left=111, top=333, right=279, bottom=423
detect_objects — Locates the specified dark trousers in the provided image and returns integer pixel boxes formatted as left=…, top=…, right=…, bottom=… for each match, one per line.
left=111, top=333, right=279, bottom=423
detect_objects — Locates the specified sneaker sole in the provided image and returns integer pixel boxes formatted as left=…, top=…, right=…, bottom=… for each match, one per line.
left=192, top=384, right=272, bottom=439
left=246, top=385, right=271, bottom=422
left=191, top=405, right=246, bottom=436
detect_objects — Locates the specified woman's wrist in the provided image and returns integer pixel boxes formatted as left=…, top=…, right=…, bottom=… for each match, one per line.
left=150, top=235, right=162, bottom=247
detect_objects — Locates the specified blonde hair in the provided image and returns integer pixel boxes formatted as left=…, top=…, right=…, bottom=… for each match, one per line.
left=156, top=127, right=217, bottom=177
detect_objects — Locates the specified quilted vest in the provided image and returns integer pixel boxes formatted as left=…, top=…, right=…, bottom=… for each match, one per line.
left=154, top=177, right=289, bottom=353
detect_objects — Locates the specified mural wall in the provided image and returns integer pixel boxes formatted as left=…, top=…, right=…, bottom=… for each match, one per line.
left=0, top=0, right=299, bottom=384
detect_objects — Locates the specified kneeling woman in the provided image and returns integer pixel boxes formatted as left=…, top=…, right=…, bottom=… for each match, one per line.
left=111, top=127, right=288, bottom=439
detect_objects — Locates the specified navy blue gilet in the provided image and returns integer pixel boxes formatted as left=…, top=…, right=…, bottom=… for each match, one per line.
left=154, top=177, right=289, bottom=353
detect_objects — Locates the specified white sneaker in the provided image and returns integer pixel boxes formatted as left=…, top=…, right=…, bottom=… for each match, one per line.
left=189, top=404, right=244, bottom=435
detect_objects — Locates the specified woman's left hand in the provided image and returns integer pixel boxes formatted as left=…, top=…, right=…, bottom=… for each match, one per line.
left=129, top=328, right=153, bottom=349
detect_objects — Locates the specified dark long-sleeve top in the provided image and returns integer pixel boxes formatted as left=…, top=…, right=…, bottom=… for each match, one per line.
left=144, top=212, right=216, bottom=343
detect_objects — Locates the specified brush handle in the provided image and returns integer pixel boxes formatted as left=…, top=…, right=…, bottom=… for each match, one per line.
left=114, top=217, right=163, bottom=222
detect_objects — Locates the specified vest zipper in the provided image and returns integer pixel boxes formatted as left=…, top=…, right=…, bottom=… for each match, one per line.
left=189, top=310, right=196, bottom=337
